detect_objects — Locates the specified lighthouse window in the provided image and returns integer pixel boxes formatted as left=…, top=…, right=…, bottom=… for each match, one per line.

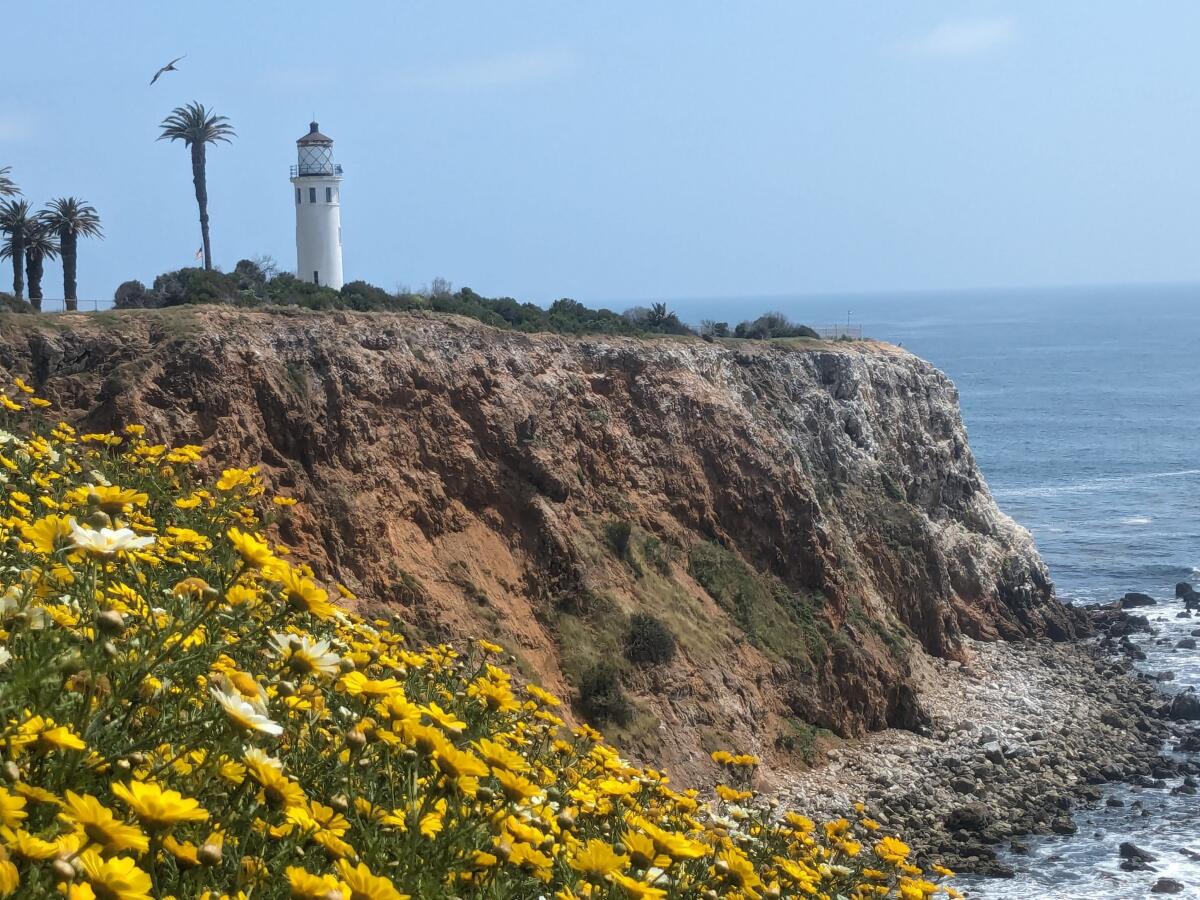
left=308, top=187, right=316, bottom=203
left=295, top=188, right=301, bottom=204
left=325, top=187, right=332, bottom=203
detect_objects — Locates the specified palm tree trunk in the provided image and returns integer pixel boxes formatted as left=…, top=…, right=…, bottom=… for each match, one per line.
left=61, top=230, right=78, bottom=311
left=25, top=250, right=42, bottom=312
left=9, top=229, right=23, bottom=300
left=191, top=143, right=211, bottom=270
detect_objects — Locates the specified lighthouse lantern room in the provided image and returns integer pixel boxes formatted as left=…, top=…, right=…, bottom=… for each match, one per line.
left=289, top=121, right=344, bottom=289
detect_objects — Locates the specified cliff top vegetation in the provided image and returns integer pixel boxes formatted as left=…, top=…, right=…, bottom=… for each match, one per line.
left=90, top=261, right=822, bottom=341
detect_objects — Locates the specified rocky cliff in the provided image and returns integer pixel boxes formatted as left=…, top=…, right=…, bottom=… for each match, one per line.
left=0, top=307, right=1077, bottom=778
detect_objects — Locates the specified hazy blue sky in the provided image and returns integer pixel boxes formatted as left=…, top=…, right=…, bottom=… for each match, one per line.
left=3, top=2, right=1200, bottom=307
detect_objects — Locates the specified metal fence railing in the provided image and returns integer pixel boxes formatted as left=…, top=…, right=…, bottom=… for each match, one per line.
left=7, top=299, right=105, bottom=314
left=816, top=325, right=863, bottom=340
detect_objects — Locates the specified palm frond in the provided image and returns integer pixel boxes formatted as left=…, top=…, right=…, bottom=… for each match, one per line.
left=158, top=101, right=236, bottom=146
left=23, top=222, right=60, bottom=259
left=0, top=199, right=33, bottom=232
left=0, top=167, right=18, bottom=198
left=40, top=198, right=103, bottom=239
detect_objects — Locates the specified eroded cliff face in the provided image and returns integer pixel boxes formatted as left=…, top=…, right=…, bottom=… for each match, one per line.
left=0, top=308, right=1077, bottom=779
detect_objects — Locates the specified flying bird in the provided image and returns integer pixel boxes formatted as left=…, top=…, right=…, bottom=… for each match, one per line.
left=150, top=55, right=185, bottom=86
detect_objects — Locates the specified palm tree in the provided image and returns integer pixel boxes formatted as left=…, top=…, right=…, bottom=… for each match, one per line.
left=0, top=199, right=32, bottom=299
left=158, top=102, right=235, bottom=271
left=1, top=213, right=56, bottom=307
left=0, top=167, right=18, bottom=198
left=22, top=222, right=59, bottom=311
left=41, top=198, right=102, bottom=311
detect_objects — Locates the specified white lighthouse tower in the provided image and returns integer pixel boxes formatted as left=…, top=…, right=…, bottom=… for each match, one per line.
left=289, top=121, right=344, bottom=289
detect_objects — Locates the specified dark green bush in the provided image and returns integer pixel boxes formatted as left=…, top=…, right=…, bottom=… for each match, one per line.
left=622, top=302, right=692, bottom=335
left=0, top=292, right=30, bottom=313
left=577, top=662, right=632, bottom=725
left=116, top=266, right=826, bottom=344
left=152, top=268, right=240, bottom=307
left=734, top=312, right=819, bottom=340
left=642, top=536, right=673, bottom=575
left=625, top=613, right=677, bottom=665
left=112, top=280, right=150, bottom=309
left=604, top=519, right=633, bottom=559
left=341, top=280, right=415, bottom=311
left=700, top=320, right=731, bottom=338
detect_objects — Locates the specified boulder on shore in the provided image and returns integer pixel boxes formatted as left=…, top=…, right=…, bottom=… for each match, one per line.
left=1151, top=878, right=1184, bottom=894
left=1120, top=842, right=1158, bottom=862
left=1177, top=582, right=1200, bottom=610
left=1170, top=691, right=1200, bottom=721
left=1121, top=592, right=1157, bottom=608
left=945, top=802, right=993, bottom=833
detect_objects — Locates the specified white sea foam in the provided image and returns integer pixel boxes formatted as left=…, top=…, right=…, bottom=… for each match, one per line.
left=994, top=469, right=1200, bottom=499
left=1119, top=515, right=1153, bottom=526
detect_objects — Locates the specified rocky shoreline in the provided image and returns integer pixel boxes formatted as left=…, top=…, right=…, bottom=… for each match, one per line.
left=781, top=602, right=1200, bottom=881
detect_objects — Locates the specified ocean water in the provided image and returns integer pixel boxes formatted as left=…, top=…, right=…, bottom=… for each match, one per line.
left=681, top=285, right=1200, bottom=898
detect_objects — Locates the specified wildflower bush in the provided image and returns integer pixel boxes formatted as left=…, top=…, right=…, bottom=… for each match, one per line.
left=0, top=380, right=957, bottom=899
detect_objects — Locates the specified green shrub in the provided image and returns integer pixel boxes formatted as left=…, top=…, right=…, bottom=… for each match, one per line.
left=687, top=541, right=826, bottom=666
left=0, top=292, right=30, bottom=313
left=625, top=613, right=677, bottom=665
left=342, top=280, right=417, bottom=311
left=112, top=280, right=150, bottom=309
left=604, top=519, right=633, bottom=559
left=774, top=718, right=826, bottom=762
left=642, top=535, right=674, bottom=575
left=152, top=267, right=240, bottom=306
left=734, top=312, right=819, bottom=340
left=577, top=662, right=632, bottom=725
left=390, top=569, right=429, bottom=607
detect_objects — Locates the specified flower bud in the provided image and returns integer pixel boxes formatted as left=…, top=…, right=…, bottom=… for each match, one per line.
left=277, top=681, right=297, bottom=698
left=556, top=811, right=576, bottom=830
left=102, top=640, right=119, bottom=659
left=338, top=658, right=355, bottom=673
left=50, top=858, right=76, bottom=883
left=1, top=761, right=20, bottom=784
left=198, top=842, right=223, bottom=866
left=345, top=730, right=367, bottom=752
left=330, top=794, right=349, bottom=813
left=96, top=609, right=125, bottom=635
left=85, top=510, right=111, bottom=529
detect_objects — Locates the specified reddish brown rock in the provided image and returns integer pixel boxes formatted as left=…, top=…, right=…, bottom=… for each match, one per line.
left=0, top=307, right=1079, bottom=780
